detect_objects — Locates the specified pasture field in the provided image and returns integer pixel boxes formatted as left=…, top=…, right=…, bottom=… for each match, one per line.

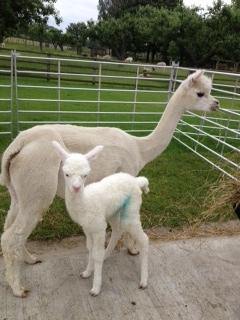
left=0, top=45, right=239, bottom=239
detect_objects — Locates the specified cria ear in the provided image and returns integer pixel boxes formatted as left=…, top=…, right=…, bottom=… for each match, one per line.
left=85, top=145, right=104, bottom=161
left=52, top=140, right=69, bottom=161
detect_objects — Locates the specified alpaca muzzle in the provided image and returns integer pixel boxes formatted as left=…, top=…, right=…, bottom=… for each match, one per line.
left=210, top=99, right=220, bottom=111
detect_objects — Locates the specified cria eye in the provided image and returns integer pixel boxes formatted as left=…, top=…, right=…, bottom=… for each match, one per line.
left=83, top=174, right=88, bottom=179
left=197, top=92, right=204, bottom=97
left=65, top=173, right=70, bottom=177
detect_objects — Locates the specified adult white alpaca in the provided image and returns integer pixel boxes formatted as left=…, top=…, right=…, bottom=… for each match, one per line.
left=0, top=70, right=219, bottom=297
left=52, top=141, right=149, bottom=296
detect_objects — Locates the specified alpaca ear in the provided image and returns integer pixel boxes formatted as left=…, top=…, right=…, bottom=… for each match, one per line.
left=191, top=70, right=204, bottom=82
left=52, top=141, right=69, bottom=161
left=184, top=70, right=205, bottom=88
left=85, top=145, right=104, bottom=161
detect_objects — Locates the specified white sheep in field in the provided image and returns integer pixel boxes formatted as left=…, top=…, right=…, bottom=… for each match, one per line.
left=102, top=54, right=112, bottom=60
left=155, top=61, right=167, bottom=73
left=52, top=141, right=149, bottom=296
left=124, top=57, right=133, bottom=63
left=157, top=61, right=166, bottom=66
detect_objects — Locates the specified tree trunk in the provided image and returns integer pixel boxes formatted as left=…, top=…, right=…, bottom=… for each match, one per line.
left=151, top=48, right=156, bottom=63
left=146, top=45, right=150, bottom=63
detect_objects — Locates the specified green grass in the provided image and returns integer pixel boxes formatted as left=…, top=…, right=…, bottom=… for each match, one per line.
left=0, top=43, right=239, bottom=240
left=1, top=141, right=232, bottom=241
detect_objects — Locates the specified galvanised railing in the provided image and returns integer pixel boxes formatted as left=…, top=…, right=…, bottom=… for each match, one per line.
left=0, top=51, right=239, bottom=180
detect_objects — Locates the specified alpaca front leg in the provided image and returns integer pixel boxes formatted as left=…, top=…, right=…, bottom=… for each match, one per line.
left=81, top=233, right=94, bottom=278
left=90, top=231, right=106, bottom=296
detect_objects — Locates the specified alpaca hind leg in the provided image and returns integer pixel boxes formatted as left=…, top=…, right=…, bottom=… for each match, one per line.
left=4, top=187, right=18, bottom=231
left=105, top=216, right=122, bottom=259
left=1, top=209, right=42, bottom=297
left=23, top=246, right=42, bottom=265
left=2, top=144, right=59, bottom=297
left=7, top=139, right=60, bottom=268
left=127, top=224, right=149, bottom=289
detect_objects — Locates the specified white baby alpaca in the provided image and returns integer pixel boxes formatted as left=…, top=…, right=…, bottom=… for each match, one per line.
left=52, top=141, right=149, bottom=296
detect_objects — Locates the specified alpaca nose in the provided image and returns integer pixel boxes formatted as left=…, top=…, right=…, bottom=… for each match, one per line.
left=73, top=186, right=81, bottom=192
left=211, top=99, right=220, bottom=111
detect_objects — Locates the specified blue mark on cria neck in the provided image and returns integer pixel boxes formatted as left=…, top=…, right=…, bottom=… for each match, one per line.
left=119, top=195, right=131, bottom=221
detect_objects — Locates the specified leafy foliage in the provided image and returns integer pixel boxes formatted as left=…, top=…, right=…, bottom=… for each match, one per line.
left=66, top=23, right=88, bottom=54
left=0, top=0, right=61, bottom=42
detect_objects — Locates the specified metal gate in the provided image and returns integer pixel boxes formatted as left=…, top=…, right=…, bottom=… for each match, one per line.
left=0, top=51, right=239, bottom=180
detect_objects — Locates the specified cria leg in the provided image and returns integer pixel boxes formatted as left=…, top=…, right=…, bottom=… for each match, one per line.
left=127, top=224, right=149, bottom=289
left=90, top=230, right=106, bottom=296
left=125, top=234, right=139, bottom=256
left=105, top=216, right=122, bottom=259
left=81, top=232, right=94, bottom=278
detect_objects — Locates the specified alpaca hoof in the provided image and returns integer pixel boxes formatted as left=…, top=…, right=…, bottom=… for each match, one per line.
left=34, top=258, right=42, bottom=264
left=90, top=288, right=100, bottom=297
left=25, top=256, right=42, bottom=265
left=13, top=288, right=30, bottom=298
left=80, top=271, right=92, bottom=279
left=139, top=283, right=147, bottom=290
left=127, top=248, right=139, bottom=256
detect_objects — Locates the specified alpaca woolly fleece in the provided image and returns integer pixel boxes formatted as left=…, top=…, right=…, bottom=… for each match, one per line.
left=52, top=141, right=149, bottom=296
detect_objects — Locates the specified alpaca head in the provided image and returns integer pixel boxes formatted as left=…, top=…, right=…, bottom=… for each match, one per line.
left=52, top=141, right=104, bottom=193
left=179, top=70, right=219, bottom=112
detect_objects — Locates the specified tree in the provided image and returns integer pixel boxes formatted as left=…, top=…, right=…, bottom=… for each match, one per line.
left=66, top=23, right=88, bottom=54
left=0, top=0, right=61, bottom=43
left=48, top=27, right=67, bottom=51
left=205, top=2, right=240, bottom=64
left=28, top=22, right=49, bottom=51
left=98, top=0, right=183, bottom=19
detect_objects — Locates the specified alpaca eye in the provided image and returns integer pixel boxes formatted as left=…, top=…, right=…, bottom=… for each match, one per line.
left=197, top=92, right=204, bottom=97
left=65, top=173, right=69, bottom=177
left=83, top=174, right=88, bottom=179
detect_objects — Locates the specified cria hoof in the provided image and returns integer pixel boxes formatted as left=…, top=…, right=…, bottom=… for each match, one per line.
left=139, top=283, right=147, bottom=290
left=90, top=290, right=100, bottom=297
left=13, top=288, right=30, bottom=298
left=25, top=255, right=42, bottom=265
left=127, top=249, right=139, bottom=256
left=80, top=271, right=92, bottom=279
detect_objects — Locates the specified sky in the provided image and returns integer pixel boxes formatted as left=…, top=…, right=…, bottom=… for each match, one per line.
left=49, top=0, right=232, bottom=30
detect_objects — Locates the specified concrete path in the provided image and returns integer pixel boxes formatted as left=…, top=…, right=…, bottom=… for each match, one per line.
left=0, top=235, right=240, bottom=320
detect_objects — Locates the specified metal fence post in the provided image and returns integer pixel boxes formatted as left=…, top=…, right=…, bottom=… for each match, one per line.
left=97, top=63, right=102, bottom=125
left=168, top=61, right=179, bottom=101
left=10, top=51, right=14, bottom=139
left=132, top=66, right=140, bottom=130
left=57, top=59, right=61, bottom=122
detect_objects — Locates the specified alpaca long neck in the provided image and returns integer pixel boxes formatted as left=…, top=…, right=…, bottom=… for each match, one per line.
left=137, top=91, right=185, bottom=165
